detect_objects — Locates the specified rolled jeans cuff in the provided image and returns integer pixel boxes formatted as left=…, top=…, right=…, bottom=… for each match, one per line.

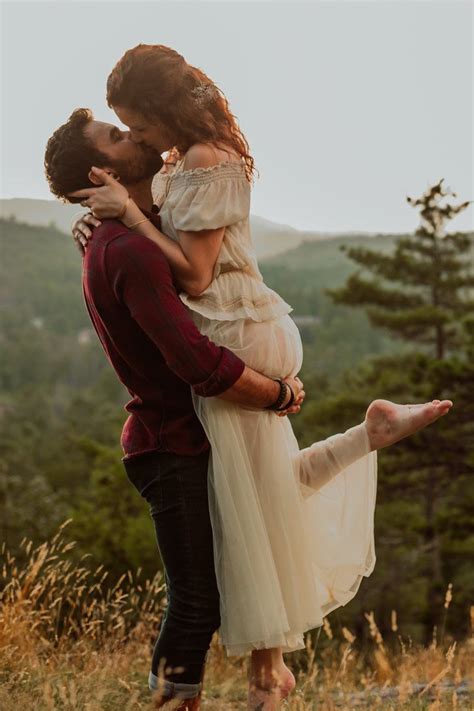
left=148, top=670, right=202, bottom=698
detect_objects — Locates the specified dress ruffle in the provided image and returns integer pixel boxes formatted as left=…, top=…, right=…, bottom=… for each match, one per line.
left=179, top=270, right=293, bottom=322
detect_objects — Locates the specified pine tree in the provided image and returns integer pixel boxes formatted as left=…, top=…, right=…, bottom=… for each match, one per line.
left=322, top=179, right=474, bottom=640
left=329, top=179, right=473, bottom=360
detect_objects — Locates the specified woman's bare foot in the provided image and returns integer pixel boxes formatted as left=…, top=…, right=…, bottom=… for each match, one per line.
left=248, top=649, right=296, bottom=710
left=247, top=669, right=295, bottom=711
left=365, top=398, right=453, bottom=451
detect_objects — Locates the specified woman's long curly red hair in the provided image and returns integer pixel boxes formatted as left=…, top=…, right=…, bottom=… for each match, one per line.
left=106, top=44, right=257, bottom=183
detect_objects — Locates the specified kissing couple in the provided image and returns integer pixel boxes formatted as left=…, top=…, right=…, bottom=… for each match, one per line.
left=44, top=43, right=452, bottom=711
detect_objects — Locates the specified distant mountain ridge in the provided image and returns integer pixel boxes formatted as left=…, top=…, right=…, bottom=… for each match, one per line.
left=0, top=197, right=387, bottom=260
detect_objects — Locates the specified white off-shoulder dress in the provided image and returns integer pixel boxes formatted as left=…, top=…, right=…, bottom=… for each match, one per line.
left=152, top=158, right=378, bottom=657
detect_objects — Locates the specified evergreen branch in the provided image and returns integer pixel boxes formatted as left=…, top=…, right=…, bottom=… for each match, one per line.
left=327, top=274, right=425, bottom=309
left=366, top=305, right=452, bottom=341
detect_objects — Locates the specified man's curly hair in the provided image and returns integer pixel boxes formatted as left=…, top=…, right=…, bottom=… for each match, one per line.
left=44, top=108, right=109, bottom=203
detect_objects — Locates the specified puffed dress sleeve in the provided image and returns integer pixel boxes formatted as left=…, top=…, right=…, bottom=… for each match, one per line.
left=168, top=163, right=251, bottom=232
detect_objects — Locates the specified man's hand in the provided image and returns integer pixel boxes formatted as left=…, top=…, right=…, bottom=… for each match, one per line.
left=277, top=376, right=305, bottom=417
left=72, top=212, right=102, bottom=254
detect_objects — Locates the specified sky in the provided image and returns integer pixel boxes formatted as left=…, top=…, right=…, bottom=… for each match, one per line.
left=1, top=0, right=472, bottom=233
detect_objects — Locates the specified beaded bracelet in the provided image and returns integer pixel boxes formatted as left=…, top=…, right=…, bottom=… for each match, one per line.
left=265, top=378, right=295, bottom=411
left=279, top=382, right=295, bottom=411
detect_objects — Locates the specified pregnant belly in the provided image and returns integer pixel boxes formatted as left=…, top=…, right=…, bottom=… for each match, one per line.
left=189, top=311, right=304, bottom=378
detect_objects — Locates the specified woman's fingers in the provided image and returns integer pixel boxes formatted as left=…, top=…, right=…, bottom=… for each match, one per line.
left=83, top=213, right=102, bottom=228
left=277, top=404, right=301, bottom=417
left=70, top=179, right=128, bottom=219
left=71, top=211, right=99, bottom=253
left=72, top=222, right=91, bottom=245
left=73, top=231, right=87, bottom=252
left=71, top=213, right=98, bottom=241
left=77, top=220, right=94, bottom=239
left=74, top=236, right=85, bottom=255
left=91, top=166, right=116, bottom=184
left=294, top=377, right=304, bottom=395
left=74, top=222, right=91, bottom=239
left=69, top=188, right=96, bottom=199
left=276, top=388, right=305, bottom=417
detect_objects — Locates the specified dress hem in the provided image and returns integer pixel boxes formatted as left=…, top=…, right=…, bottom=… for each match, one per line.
left=219, top=554, right=376, bottom=657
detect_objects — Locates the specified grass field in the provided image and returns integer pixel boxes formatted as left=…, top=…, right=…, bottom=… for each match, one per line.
left=1, top=522, right=472, bottom=710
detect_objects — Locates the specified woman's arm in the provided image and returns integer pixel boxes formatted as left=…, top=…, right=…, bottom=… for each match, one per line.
left=84, top=169, right=224, bottom=295
left=81, top=146, right=228, bottom=295
left=128, top=144, right=232, bottom=294
left=68, top=144, right=235, bottom=295
left=128, top=211, right=225, bottom=296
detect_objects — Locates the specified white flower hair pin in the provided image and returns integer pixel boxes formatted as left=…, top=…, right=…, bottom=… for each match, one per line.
left=191, top=82, right=220, bottom=107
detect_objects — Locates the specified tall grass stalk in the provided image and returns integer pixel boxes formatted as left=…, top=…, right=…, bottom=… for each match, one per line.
left=1, top=522, right=472, bottom=709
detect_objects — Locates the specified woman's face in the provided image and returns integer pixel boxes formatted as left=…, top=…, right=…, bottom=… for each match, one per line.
left=113, top=105, right=175, bottom=154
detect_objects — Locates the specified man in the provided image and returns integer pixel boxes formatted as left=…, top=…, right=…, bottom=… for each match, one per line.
left=44, top=109, right=452, bottom=710
left=44, top=108, right=306, bottom=710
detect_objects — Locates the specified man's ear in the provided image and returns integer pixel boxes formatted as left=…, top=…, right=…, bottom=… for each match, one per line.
left=87, top=167, right=120, bottom=185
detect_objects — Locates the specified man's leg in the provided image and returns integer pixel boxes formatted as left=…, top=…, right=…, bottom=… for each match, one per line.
left=124, top=449, right=220, bottom=703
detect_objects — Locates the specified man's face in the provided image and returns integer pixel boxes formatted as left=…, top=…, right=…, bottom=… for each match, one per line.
left=84, top=120, right=163, bottom=184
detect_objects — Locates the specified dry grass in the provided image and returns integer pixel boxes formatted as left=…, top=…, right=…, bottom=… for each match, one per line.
left=1, top=520, right=472, bottom=710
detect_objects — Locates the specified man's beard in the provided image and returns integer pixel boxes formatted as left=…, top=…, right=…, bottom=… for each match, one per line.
left=112, top=145, right=164, bottom=185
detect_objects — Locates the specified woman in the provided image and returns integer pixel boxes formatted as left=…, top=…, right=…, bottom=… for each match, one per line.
left=71, top=45, right=452, bottom=709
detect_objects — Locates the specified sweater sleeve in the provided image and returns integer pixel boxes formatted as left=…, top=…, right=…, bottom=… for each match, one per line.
left=106, top=232, right=245, bottom=396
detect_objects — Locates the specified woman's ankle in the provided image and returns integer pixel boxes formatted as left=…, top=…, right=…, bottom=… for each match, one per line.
left=249, top=653, right=291, bottom=689
left=248, top=664, right=296, bottom=695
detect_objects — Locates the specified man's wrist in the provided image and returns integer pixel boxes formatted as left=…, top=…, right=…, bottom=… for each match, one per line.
left=217, top=366, right=292, bottom=410
left=267, top=378, right=282, bottom=409
left=265, top=378, right=293, bottom=411
left=280, top=381, right=295, bottom=410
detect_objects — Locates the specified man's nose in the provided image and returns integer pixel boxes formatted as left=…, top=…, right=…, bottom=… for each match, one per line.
left=130, top=131, right=142, bottom=143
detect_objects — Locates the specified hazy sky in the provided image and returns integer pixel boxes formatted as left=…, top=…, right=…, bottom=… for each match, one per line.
left=1, top=0, right=472, bottom=232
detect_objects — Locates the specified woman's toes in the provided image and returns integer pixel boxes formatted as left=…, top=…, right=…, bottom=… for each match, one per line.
left=438, top=399, right=453, bottom=410
left=365, top=398, right=452, bottom=450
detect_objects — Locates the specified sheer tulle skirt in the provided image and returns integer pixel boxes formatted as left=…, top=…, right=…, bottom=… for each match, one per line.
left=190, top=312, right=377, bottom=656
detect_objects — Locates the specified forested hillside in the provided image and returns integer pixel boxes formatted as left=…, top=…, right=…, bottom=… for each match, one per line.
left=1, top=213, right=472, bottom=646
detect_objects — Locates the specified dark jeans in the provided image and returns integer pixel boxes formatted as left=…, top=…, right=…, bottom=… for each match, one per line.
left=124, top=449, right=221, bottom=685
